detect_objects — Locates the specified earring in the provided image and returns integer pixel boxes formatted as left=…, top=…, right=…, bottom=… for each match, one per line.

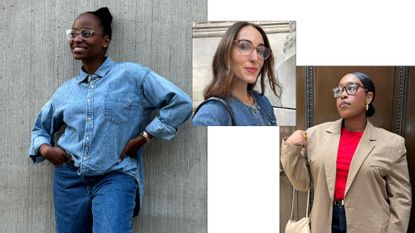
left=365, top=104, right=369, bottom=111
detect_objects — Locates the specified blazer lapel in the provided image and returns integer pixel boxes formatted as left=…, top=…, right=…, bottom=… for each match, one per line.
left=323, top=119, right=343, bottom=202
left=344, top=121, right=376, bottom=196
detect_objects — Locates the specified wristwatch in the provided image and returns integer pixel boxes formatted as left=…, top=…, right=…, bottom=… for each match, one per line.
left=140, top=130, right=152, bottom=143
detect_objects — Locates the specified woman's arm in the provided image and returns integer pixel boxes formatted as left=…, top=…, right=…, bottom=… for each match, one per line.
left=280, top=130, right=311, bottom=191
left=28, top=97, right=66, bottom=163
left=386, top=138, right=412, bottom=233
left=140, top=70, right=192, bottom=140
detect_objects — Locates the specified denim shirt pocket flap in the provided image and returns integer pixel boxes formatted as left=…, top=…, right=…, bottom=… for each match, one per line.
left=104, top=93, right=139, bottom=125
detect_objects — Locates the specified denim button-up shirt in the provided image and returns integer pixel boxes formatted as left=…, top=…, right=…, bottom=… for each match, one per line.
left=28, top=57, right=192, bottom=206
left=192, top=90, right=277, bottom=126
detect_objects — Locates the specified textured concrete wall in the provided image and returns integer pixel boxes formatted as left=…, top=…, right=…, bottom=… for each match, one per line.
left=0, top=1, right=207, bottom=232
left=192, top=21, right=296, bottom=126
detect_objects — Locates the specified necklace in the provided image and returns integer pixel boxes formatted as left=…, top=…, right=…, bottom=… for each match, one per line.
left=231, top=94, right=256, bottom=107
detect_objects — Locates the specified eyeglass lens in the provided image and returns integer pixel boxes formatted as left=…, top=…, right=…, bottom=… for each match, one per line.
left=237, top=40, right=270, bottom=60
left=332, top=83, right=359, bottom=98
left=66, top=29, right=93, bottom=40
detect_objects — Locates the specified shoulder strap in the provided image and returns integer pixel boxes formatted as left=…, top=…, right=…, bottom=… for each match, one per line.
left=193, top=97, right=236, bottom=126
left=290, top=187, right=311, bottom=220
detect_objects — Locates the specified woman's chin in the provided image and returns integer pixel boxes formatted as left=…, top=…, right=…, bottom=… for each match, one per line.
left=72, top=54, right=84, bottom=60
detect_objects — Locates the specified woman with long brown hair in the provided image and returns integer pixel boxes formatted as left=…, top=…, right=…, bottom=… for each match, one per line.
left=193, top=21, right=281, bottom=126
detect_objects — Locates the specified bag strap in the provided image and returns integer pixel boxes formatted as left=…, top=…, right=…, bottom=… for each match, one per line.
left=290, top=187, right=311, bottom=220
left=193, top=97, right=236, bottom=126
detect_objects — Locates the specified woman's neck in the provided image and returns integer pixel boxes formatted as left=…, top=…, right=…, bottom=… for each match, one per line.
left=343, top=115, right=367, bottom=132
left=82, top=56, right=106, bottom=74
left=231, top=81, right=253, bottom=106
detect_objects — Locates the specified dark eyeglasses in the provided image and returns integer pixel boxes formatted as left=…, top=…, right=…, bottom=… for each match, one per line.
left=233, top=40, right=271, bottom=60
left=66, top=29, right=96, bottom=40
left=332, top=83, right=367, bottom=98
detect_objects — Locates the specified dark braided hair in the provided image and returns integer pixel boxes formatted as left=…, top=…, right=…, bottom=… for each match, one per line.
left=86, top=7, right=113, bottom=39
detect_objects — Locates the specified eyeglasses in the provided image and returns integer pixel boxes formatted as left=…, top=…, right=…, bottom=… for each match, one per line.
left=66, top=29, right=96, bottom=40
left=332, top=82, right=367, bottom=98
left=233, top=40, right=271, bottom=60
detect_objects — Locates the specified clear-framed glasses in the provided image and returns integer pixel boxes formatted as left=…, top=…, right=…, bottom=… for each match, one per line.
left=66, top=29, right=95, bottom=40
left=332, top=82, right=367, bottom=98
left=233, top=39, right=271, bottom=60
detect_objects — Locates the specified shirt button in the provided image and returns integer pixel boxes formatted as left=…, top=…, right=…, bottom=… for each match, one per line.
left=83, top=157, right=87, bottom=161
left=87, top=117, right=92, bottom=121
left=86, top=136, right=90, bottom=141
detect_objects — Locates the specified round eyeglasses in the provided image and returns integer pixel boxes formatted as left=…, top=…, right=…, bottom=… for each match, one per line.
left=332, top=83, right=367, bottom=98
left=66, top=29, right=96, bottom=40
left=233, top=40, right=271, bottom=60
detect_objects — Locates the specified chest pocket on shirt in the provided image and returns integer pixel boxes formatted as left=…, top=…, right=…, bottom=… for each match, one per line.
left=104, top=93, right=139, bottom=125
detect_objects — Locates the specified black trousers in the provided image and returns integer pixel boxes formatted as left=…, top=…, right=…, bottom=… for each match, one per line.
left=332, top=203, right=347, bottom=233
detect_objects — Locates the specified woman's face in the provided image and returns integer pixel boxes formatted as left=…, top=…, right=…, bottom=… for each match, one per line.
left=69, top=14, right=110, bottom=62
left=230, top=25, right=265, bottom=86
left=335, top=74, right=373, bottom=120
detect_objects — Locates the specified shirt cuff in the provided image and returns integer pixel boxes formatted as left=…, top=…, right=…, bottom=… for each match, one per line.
left=28, top=137, right=51, bottom=163
left=145, top=117, right=177, bottom=141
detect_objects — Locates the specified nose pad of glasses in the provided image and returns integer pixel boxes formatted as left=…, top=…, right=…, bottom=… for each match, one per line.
left=340, top=90, right=349, bottom=98
left=73, top=34, right=84, bottom=41
left=248, top=49, right=261, bottom=60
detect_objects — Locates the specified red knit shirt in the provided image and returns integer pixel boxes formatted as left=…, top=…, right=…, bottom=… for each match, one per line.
left=334, top=128, right=364, bottom=201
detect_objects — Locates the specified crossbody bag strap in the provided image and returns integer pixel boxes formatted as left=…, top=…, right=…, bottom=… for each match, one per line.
left=290, top=187, right=311, bottom=220
left=193, top=97, right=236, bottom=126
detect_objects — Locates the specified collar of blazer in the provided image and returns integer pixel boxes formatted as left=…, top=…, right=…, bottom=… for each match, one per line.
left=323, top=118, right=376, bottom=201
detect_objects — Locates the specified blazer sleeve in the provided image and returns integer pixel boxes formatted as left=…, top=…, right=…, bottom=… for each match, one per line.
left=280, top=138, right=311, bottom=192
left=387, top=138, right=412, bottom=233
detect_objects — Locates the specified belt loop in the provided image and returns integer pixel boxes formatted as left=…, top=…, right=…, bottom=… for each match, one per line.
left=334, top=200, right=344, bottom=206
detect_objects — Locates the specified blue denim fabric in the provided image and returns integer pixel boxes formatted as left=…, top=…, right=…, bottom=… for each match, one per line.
left=192, top=90, right=277, bottom=126
left=332, top=204, right=347, bottom=233
left=53, top=162, right=137, bottom=233
left=29, top=57, right=192, bottom=208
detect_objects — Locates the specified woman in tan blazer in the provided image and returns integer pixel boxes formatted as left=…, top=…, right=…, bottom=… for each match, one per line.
left=281, top=72, right=411, bottom=233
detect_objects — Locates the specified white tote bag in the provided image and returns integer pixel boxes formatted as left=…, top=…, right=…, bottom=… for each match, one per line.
left=285, top=187, right=310, bottom=233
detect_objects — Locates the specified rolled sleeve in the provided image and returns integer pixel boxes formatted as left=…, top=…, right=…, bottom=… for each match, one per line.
left=141, top=70, right=192, bottom=140
left=28, top=98, right=61, bottom=163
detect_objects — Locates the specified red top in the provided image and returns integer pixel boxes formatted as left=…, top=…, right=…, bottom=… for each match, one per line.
left=334, top=128, right=364, bottom=201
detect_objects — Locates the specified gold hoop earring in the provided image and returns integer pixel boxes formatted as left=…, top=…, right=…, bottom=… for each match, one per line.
left=365, top=104, right=369, bottom=111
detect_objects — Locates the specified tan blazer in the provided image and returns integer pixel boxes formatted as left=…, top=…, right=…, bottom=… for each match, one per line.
left=281, top=119, right=411, bottom=233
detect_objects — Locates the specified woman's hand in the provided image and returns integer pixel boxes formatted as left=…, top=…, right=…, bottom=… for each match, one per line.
left=39, top=144, right=72, bottom=166
left=286, top=130, right=308, bottom=147
left=118, top=136, right=147, bottom=162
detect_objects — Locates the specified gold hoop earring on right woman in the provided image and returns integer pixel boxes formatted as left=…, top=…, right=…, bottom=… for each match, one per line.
left=365, top=104, right=369, bottom=111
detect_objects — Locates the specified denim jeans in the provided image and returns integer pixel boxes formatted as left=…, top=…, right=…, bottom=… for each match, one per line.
left=53, top=162, right=138, bottom=233
left=332, top=203, right=347, bottom=233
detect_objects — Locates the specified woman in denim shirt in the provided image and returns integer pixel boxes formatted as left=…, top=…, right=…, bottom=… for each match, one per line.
left=28, top=7, right=192, bottom=233
left=192, top=22, right=281, bottom=126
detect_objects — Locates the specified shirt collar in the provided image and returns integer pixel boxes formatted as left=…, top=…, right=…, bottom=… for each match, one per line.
left=76, top=57, right=114, bottom=83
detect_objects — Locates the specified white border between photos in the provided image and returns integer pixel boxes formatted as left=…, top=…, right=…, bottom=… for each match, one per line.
left=208, top=0, right=415, bottom=65
left=208, top=127, right=280, bottom=233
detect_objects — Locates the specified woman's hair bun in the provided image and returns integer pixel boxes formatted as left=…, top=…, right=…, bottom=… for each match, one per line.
left=87, top=7, right=113, bottom=38
left=95, top=7, right=113, bottom=24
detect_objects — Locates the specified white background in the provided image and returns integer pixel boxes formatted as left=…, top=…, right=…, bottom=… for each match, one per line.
left=208, top=0, right=415, bottom=66
left=208, top=127, right=280, bottom=232
left=207, top=0, right=415, bottom=232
